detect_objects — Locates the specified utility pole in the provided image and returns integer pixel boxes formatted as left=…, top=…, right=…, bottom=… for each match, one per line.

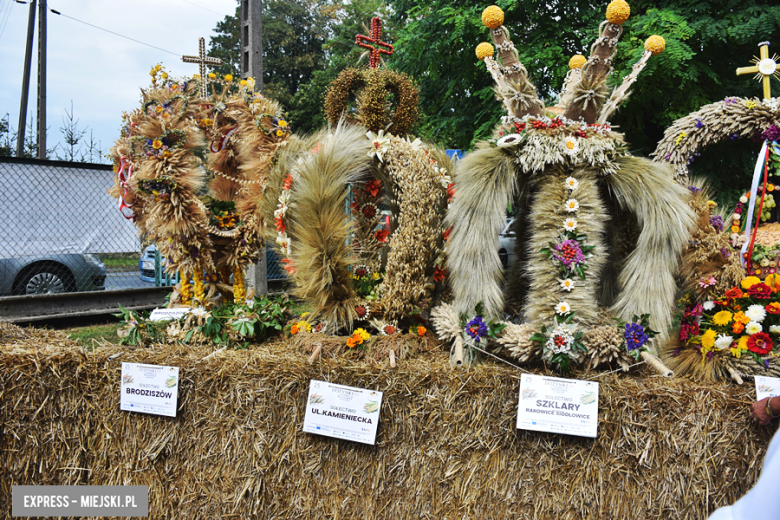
left=16, top=0, right=36, bottom=158
left=241, top=0, right=267, bottom=297
left=36, top=0, right=47, bottom=159
left=240, top=0, right=263, bottom=89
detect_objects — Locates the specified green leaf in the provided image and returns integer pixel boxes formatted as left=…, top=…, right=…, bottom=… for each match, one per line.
left=529, top=333, right=547, bottom=343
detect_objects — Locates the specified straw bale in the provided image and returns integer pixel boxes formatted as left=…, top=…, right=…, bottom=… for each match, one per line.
left=1, top=325, right=777, bottom=519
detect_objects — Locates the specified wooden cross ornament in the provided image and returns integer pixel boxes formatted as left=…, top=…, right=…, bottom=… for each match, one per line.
left=355, top=17, right=393, bottom=69
left=182, top=37, right=223, bottom=97
left=737, top=41, right=780, bottom=100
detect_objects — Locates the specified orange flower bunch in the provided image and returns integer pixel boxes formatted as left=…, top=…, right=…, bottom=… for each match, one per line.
left=346, top=328, right=371, bottom=348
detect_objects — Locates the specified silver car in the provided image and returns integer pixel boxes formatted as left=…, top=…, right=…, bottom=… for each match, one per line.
left=0, top=253, right=106, bottom=295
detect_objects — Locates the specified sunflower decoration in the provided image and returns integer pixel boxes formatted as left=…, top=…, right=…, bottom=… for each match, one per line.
left=110, top=55, right=292, bottom=308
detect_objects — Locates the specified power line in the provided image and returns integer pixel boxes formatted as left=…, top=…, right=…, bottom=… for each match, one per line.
left=48, top=8, right=181, bottom=57
left=179, top=0, right=225, bottom=17
left=0, top=0, right=15, bottom=40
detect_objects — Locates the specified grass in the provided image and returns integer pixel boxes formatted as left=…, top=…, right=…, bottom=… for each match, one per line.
left=66, top=323, right=121, bottom=350
left=101, top=254, right=139, bottom=270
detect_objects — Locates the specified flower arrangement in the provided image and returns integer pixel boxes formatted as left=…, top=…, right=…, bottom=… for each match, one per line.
left=616, top=314, right=658, bottom=360
left=678, top=275, right=780, bottom=365
left=460, top=303, right=507, bottom=346
left=346, top=328, right=371, bottom=348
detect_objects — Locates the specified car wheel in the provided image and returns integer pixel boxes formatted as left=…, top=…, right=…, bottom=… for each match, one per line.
left=14, top=264, right=74, bottom=295
left=499, top=248, right=508, bottom=268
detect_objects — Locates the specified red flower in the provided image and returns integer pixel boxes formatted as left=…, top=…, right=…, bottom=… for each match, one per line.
left=354, top=266, right=369, bottom=278
left=724, top=287, right=744, bottom=300
left=274, top=215, right=285, bottom=233
left=361, top=205, right=377, bottom=219
left=314, top=322, right=326, bottom=333
left=514, top=122, right=526, bottom=132
left=532, top=120, right=547, bottom=130
left=282, top=173, right=294, bottom=191
left=350, top=199, right=360, bottom=212
left=433, top=265, right=448, bottom=283
left=714, top=298, right=730, bottom=307
left=576, top=130, right=587, bottom=139
left=364, top=179, right=382, bottom=198
left=375, top=229, right=390, bottom=243
left=767, top=302, right=780, bottom=314
left=355, top=305, right=368, bottom=319
left=383, top=325, right=397, bottom=335
left=443, top=226, right=453, bottom=241
left=748, top=283, right=773, bottom=299
left=281, top=258, right=297, bottom=275
left=446, top=183, right=456, bottom=202
left=748, top=332, right=774, bottom=355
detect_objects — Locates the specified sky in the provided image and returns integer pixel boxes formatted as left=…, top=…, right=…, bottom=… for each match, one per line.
left=0, top=0, right=239, bottom=161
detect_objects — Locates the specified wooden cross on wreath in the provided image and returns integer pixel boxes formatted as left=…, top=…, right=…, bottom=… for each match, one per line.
left=182, top=37, right=223, bottom=97
left=355, top=17, right=394, bottom=69
left=737, top=41, right=780, bottom=100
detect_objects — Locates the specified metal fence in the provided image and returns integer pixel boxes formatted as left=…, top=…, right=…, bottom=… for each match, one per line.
left=0, top=157, right=285, bottom=304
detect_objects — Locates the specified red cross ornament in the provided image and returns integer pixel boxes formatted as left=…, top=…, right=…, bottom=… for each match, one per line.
left=355, top=17, right=393, bottom=68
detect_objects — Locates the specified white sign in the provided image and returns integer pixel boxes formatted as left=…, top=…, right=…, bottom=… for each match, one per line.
left=120, top=363, right=180, bottom=417
left=755, top=375, right=780, bottom=402
left=148, top=308, right=191, bottom=322
left=303, top=380, right=383, bottom=445
left=516, top=373, right=599, bottom=438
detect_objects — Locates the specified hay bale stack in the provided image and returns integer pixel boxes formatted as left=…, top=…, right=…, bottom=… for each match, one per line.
left=0, top=328, right=776, bottom=519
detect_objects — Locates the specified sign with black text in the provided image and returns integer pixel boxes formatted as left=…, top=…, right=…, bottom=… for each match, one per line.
left=120, top=363, right=179, bottom=417
left=516, top=373, right=599, bottom=438
left=755, top=375, right=780, bottom=402
left=303, top=380, right=383, bottom=445
left=148, top=308, right=191, bottom=321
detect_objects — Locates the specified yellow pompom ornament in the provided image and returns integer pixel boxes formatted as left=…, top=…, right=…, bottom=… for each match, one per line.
left=475, top=42, right=495, bottom=60
left=644, top=35, right=666, bottom=55
left=568, top=55, right=587, bottom=69
left=482, top=5, right=504, bottom=29
left=605, top=0, right=630, bottom=25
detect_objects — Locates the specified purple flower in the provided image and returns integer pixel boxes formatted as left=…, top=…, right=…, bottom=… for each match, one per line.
left=624, top=322, right=649, bottom=351
left=695, top=119, right=704, bottom=129
left=706, top=351, right=714, bottom=360
left=553, top=239, right=586, bottom=268
left=766, top=359, right=771, bottom=369
left=688, top=186, right=701, bottom=194
left=721, top=248, right=730, bottom=259
left=710, top=215, right=724, bottom=232
left=665, top=153, right=672, bottom=161
left=761, top=124, right=780, bottom=142
left=466, top=316, right=488, bottom=343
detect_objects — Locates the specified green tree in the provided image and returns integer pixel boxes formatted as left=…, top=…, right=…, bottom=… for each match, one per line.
left=0, top=114, right=13, bottom=157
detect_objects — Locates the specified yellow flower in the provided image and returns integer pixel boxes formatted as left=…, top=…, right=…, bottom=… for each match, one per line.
left=644, top=35, right=665, bottom=55
left=675, top=131, right=687, bottom=146
left=731, top=336, right=750, bottom=357
left=193, top=74, right=201, bottom=79
left=713, top=311, right=732, bottom=326
left=372, top=272, right=380, bottom=280
left=606, top=0, right=630, bottom=25
left=745, top=100, right=758, bottom=109
left=701, top=329, right=717, bottom=350
left=208, top=72, right=216, bottom=80
left=276, top=129, right=284, bottom=137
left=155, top=106, right=164, bottom=113
left=278, top=120, right=288, bottom=128
left=298, top=320, right=312, bottom=333
left=741, top=276, right=761, bottom=289
left=475, top=42, right=495, bottom=61
left=568, top=54, right=587, bottom=69
left=161, top=72, right=168, bottom=79
left=224, top=74, right=233, bottom=81
left=240, top=79, right=248, bottom=87
left=152, top=140, right=163, bottom=149
left=355, top=328, right=371, bottom=342
left=481, top=5, right=504, bottom=29
left=155, top=64, right=162, bottom=71
left=734, top=311, right=750, bottom=325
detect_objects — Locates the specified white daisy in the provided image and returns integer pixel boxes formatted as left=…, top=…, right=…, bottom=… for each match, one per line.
left=555, top=301, right=571, bottom=315
left=703, top=301, right=716, bottom=311
left=746, top=321, right=763, bottom=335
left=436, top=167, right=452, bottom=189
left=565, top=177, right=579, bottom=191
left=563, top=218, right=578, bottom=232
left=746, top=304, right=767, bottom=323
left=740, top=195, right=748, bottom=204
left=191, top=307, right=208, bottom=317
left=563, top=136, right=579, bottom=155
left=366, top=130, right=389, bottom=162
left=497, top=134, right=522, bottom=147
left=565, top=199, right=579, bottom=213
left=559, top=278, right=574, bottom=292
left=770, top=325, right=780, bottom=335
left=714, top=334, right=733, bottom=350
